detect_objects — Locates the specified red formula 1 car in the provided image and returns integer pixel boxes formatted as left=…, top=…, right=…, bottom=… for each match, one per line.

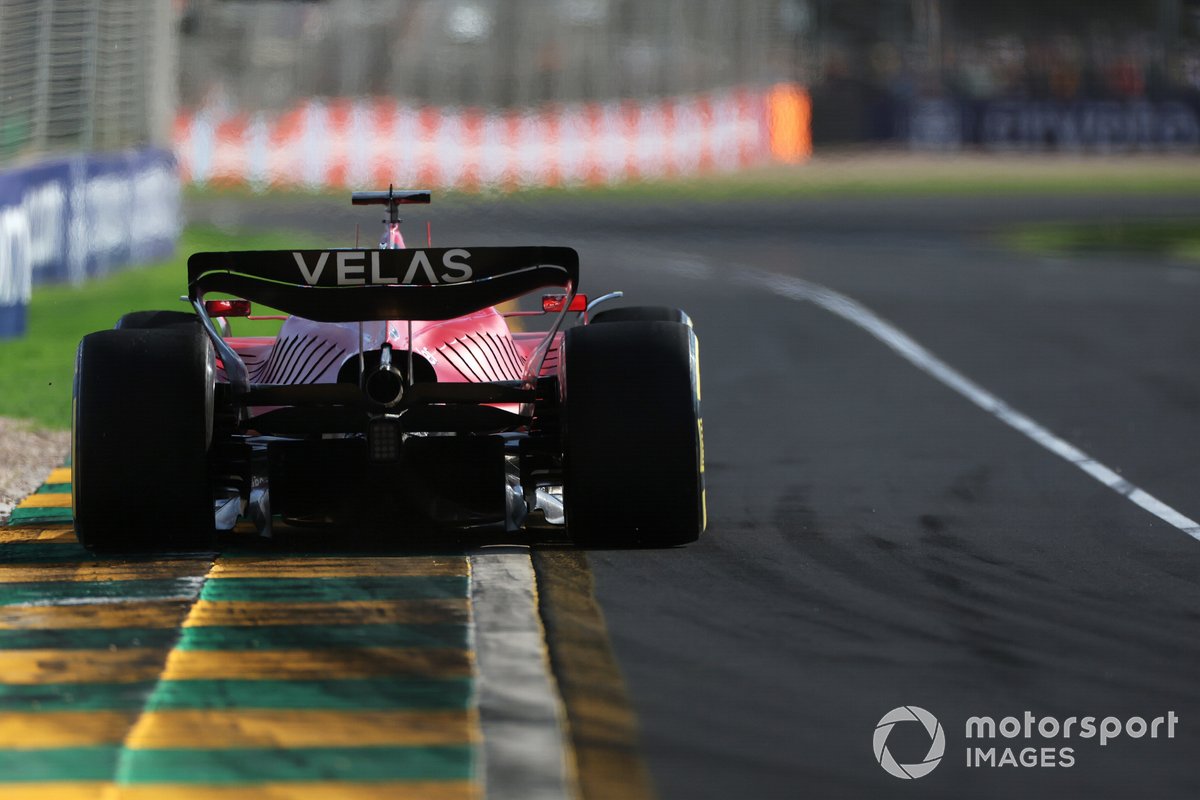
left=72, top=190, right=704, bottom=551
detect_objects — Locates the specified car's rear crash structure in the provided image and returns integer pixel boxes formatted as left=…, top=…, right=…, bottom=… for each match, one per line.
left=72, top=192, right=704, bottom=552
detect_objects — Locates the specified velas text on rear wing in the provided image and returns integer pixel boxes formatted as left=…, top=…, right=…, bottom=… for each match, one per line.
left=293, top=249, right=474, bottom=286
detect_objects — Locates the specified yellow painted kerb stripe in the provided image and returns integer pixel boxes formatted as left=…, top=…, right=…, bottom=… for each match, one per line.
left=210, top=556, right=466, bottom=578
left=0, top=648, right=169, bottom=684
left=0, top=527, right=76, bottom=544
left=183, top=599, right=469, bottom=627
left=46, top=467, right=72, bottom=484
left=160, top=647, right=473, bottom=680
left=15, top=493, right=72, bottom=509
left=0, top=782, right=110, bottom=800
left=127, top=709, right=478, bottom=749
left=0, top=561, right=211, bottom=583
left=0, top=711, right=136, bottom=747
left=0, top=601, right=191, bottom=630
left=103, top=782, right=477, bottom=800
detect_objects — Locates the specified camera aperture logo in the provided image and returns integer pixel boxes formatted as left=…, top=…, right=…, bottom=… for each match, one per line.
left=874, top=706, right=946, bottom=779
left=873, top=706, right=1180, bottom=778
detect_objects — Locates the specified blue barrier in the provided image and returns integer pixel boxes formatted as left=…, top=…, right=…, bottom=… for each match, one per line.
left=909, top=99, right=1200, bottom=152
left=0, top=148, right=179, bottom=339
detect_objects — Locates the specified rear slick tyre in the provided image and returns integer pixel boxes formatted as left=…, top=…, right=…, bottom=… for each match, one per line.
left=589, top=305, right=691, bottom=326
left=562, top=320, right=705, bottom=547
left=115, top=310, right=201, bottom=331
left=72, top=326, right=216, bottom=553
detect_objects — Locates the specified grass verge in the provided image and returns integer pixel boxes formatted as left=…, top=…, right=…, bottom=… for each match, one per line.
left=1005, top=219, right=1200, bottom=262
left=0, top=225, right=317, bottom=430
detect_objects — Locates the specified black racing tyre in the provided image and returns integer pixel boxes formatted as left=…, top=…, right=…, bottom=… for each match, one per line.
left=589, top=305, right=691, bottom=326
left=115, top=310, right=201, bottom=331
left=562, top=320, right=705, bottom=547
left=72, top=326, right=216, bottom=553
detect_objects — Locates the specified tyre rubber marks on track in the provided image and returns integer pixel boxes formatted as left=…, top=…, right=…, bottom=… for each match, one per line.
left=740, top=268, right=1200, bottom=541
left=531, top=550, right=657, bottom=800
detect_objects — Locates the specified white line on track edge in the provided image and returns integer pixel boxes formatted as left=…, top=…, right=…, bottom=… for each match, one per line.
left=738, top=268, right=1200, bottom=542
left=470, top=550, right=576, bottom=800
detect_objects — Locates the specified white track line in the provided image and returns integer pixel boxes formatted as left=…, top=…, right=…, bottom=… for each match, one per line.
left=470, top=550, right=576, bottom=800
left=739, top=269, right=1200, bottom=542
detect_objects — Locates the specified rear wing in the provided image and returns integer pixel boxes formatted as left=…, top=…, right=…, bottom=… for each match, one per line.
left=187, top=246, right=578, bottom=322
left=187, top=246, right=578, bottom=395
left=351, top=189, right=430, bottom=208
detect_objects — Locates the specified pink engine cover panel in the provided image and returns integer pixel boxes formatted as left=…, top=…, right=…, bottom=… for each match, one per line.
left=218, top=307, right=560, bottom=385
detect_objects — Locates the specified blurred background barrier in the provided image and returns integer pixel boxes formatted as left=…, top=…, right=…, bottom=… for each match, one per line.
left=0, top=0, right=180, bottom=339
left=177, top=0, right=788, bottom=111
left=0, top=0, right=175, bottom=162
left=175, top=0, right=1200, bottom=152
left=800, top=0, right=1200, bottom=149
left=174, top=0, right=811, bottom=190
left=174, top=85, right=811, bottom=191
left=0, top=150, right=181, bottom=338
left=909, top=98, right=1200, bottom=151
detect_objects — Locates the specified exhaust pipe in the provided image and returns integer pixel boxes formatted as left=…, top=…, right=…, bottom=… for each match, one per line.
left=363, top=344, right=406, bottom=409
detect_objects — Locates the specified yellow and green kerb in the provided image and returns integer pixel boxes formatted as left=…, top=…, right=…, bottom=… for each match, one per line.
left=1, top=467, right=480, bottom=799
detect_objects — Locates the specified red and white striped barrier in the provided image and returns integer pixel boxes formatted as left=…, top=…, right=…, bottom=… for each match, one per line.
left=175, top=84, right=811, bottom=191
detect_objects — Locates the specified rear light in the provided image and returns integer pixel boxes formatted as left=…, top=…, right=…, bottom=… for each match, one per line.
left=368, top=418, right=402, bottom=462
left=542, top=294, right=588, bottom=313
left=205, top=299, right=252, bottom=317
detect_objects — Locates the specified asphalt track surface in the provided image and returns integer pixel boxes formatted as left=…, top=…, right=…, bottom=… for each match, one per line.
left=190, top=189, right=1200, bottom=799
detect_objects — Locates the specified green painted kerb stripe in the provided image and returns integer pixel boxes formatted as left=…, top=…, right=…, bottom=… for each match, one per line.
left=178, top=624, right=467, bottom=651
left=0, top=578, right=202, bottom=606
left=200, top=576, right=467, bottom=603
left=147, top=678, right=472, bottom=711
left=0, top=681, right=157, bottom=711
left=6, top=507, right=73, bottom=526
left=0, top=628, right=177, bottom=650
left=117, top=745, right=474, bottom=783
left=0, top=746, right=119, bottom=781
left=0, top=543, right=89, bottom=563
left=35, top=483, right=72, bottom=494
